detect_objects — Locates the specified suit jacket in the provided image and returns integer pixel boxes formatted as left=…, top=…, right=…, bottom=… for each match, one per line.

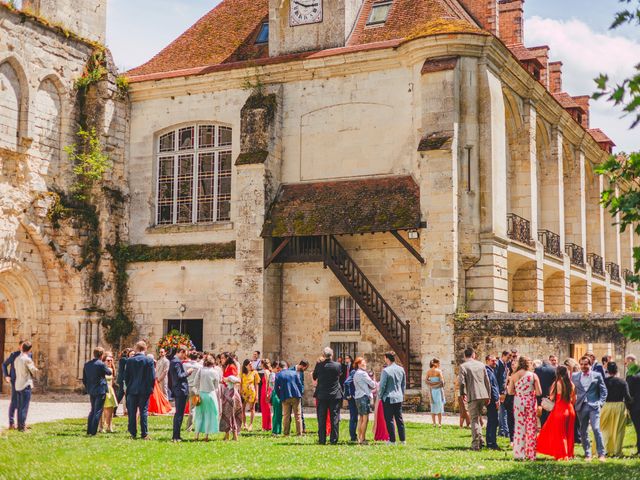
left=312, top=359, right=343, bottom=400
left=592, top=363, right=605, bottom=379
left=378, top=363, right=406, bottom=404
left=573, top=370, right=607, bottom=411
left=115, top=356, right=127, bottom=387
left=169, top=357, right=189, bottom=397
left=123, top=353, right=155, bottom=397
left=82, top=358, right=112, bottom=396
left=275, top=368, right=303, bottom=401
left=534, top=364, right=556, bottom=398
left=485, top=366, right=500, bottom=404
left=459, top=359, right=491, bottom=401
left=495, top=359, right=508, bottom=394
left=627, top=373, right=640, bottom=413
left=2, top=351, right=20, bottom=383
left=156, top=356, right=170, bottom=383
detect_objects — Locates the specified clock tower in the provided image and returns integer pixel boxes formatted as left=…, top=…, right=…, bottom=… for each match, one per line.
left=269, top=0, right=364, bottom=56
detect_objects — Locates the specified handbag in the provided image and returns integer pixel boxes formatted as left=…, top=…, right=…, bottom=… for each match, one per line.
left=541, top=397, right=555, bottom=412
left=191, top=394, right=202, bottom=406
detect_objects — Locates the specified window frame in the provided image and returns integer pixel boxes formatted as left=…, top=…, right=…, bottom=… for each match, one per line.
left=155, top=123, right=232, bottom=226
left=330, top=296, right=361, bottom=332
left=366, top=1, right=393, bottom=26
left=330, top=342, right=358, bottom=362
left=255, top=22, right=269, bottom=44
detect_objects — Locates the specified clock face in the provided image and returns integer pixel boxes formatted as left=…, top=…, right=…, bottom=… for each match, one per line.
left=290, top=0, right=323, bottom=26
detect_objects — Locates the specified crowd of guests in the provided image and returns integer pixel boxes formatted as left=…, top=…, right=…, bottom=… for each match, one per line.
left=457, top=347, right=640, bottom=461
left=5, top=337, right=640, bottom=458
left=78, top=342, right=408, bottom=445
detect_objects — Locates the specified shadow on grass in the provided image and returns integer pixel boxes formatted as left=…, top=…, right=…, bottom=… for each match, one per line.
left=197, top=464, right=640, bottom=480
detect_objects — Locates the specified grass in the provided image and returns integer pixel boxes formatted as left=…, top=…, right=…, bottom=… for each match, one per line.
left=0, top=417, right=638, bottom=479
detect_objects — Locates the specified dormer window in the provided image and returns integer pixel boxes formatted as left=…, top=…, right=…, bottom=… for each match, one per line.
left=255, top=22, right=269, bottom=44
left=366, top=1, right=393, bottom=26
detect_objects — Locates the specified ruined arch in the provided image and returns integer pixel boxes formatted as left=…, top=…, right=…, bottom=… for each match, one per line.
left=34, top=76, right=63, bottom=183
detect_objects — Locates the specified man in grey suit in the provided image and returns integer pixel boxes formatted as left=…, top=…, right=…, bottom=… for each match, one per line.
left=459, top=347, right=491, bottom=450
left=378, top=351, right=406, bottom=444
left=573, top=355, right=608, bottom=461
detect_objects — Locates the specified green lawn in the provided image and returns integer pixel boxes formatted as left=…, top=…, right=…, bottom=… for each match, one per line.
left=0, top=417, right=638, bottom=479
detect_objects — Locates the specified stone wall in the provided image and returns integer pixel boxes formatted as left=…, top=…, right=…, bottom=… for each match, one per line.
left=0, top=5, right=128, bottom=390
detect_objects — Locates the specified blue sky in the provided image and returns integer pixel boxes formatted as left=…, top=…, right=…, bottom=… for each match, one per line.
left=106, top=0, right=639, bottom=151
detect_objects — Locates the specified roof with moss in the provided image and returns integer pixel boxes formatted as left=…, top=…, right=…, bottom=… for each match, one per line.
left=128, top=0, right=482, bottom=80
left=261, top=176, right=421, bottom=237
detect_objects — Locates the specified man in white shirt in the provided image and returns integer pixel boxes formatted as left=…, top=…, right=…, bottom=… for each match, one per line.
left=14, top=341, right=38, bottom=432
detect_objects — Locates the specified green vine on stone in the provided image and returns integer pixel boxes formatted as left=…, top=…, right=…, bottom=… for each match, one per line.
left=64, top=127, right=111, bottom=202
left=74, top=49, right=107, bottom=90
left=116, top=75, right=130, bottom=97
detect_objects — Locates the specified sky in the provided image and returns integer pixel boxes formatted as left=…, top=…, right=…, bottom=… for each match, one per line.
left=105, top=0, right=639, bottom=151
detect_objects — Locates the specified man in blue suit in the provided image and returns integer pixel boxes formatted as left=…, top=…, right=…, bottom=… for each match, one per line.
left=534, top=358, right=557, bottom=427
left=573, top=355, right=608, bottom=460
left=484, top=355, right=501, bottom=450
left=123, top=341, right=155, bottom=439
left=275, top=361, right=304, bottom=436
left=169, top=346, right=193, bottom=442
left=82, top=347, right=112, bottom=436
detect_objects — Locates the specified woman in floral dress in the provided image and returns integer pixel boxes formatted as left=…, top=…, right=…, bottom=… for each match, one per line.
left=507, top=356, right=542, bottom=460
left=240, top=359, right=260, bottom=431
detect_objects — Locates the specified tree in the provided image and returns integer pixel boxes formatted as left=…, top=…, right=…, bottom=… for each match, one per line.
left=595, top=1, right=640, bottom=361
left=594, top=0, right=640, bottom=129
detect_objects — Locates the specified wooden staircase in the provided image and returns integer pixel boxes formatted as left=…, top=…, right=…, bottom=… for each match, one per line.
left=321, top=235, right=421, bottom=388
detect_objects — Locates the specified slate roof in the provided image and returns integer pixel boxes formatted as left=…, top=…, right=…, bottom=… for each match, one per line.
left=128, top=0, right=483, bottom=80
left=261, top=176, right=421, bottom=237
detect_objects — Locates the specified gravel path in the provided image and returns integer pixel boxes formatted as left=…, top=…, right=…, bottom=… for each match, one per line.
left=0, top=395, right=461, bottom=429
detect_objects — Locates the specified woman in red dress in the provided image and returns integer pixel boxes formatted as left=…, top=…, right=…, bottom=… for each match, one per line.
left=260, top=359, right=273, bottom=431
left=148, top=355, right=172, bottom=415
left=536, top=365, right=576, bottom=460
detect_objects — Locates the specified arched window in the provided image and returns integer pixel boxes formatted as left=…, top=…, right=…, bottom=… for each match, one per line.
left=34, top=79, right=62, bottom=178
left=156, top=123, right=232, bottom=225
left=0, top=62, right=21, bottom=150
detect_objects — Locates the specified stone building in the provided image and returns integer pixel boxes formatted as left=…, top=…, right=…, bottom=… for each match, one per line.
left=1, top=0, right=639, bottom=402
left=0, top=0, right=127, bottom=391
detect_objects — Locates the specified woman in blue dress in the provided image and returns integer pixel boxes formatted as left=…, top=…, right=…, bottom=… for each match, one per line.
left=427, top=358, right=445, bottom=427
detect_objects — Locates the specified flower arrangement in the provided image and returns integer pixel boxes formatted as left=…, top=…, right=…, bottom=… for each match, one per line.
left=158, top=330, right=195, bottom=354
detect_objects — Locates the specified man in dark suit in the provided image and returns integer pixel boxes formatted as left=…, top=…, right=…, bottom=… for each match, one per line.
left=627, top=368, right=640, bottom=456
left=534, top=358, right=556, bottom=426
left=312, top=346, right=343, bottom=445
left=169, top=346, right=193, bottom=442
left=484, top=355, right=501, bottom=450
left=82, top=347, right=112, bottom=436
left=496, top=350, right=509, bottom=437
left=573, top=355, right=607, bottom=460
left=2, top=340, right=26, bottom=430
left=123, top=341, right=155, bottom=439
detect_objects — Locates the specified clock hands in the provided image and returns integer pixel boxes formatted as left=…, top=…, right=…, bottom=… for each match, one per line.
left=293, top=1, right=319, bottom=8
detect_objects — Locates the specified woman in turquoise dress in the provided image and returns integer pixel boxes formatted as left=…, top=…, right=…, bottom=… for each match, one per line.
left=426, top=358, right=445, bottom=427
left=100, top=353, right=117, bottom=433
left=270, top=363, right=282, bottom=435
left=194, top=355, right=221, bottom=441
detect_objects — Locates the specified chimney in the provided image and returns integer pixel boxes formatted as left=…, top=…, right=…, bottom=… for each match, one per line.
left=573, top=95, right=590, bottom=129
left=459, top=0, right=499, bottom=35
left=528, top=45, right=549, bottom=88
left=498, top=0, right=524, bottom=45
left=548, top=61, right=562, bottom=94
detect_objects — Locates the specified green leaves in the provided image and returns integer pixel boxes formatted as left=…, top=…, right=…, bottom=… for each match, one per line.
left=64, top=127, right=111, bottom=202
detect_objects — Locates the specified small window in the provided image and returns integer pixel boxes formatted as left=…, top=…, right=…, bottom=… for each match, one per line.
left=330, top=342, right=358, bottom=363
left=367, top=1, right=393, bottom=26
left=330, top=296, right=361, bottom=331
left=255, top=22, right=269, bottom=44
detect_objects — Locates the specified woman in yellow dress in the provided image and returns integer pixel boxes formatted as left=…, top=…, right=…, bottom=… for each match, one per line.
left=99, top=353, right=118, bottom=433
left=601, top=362, right=632, bottom=457
left=240, top=359, right=260, bottom=431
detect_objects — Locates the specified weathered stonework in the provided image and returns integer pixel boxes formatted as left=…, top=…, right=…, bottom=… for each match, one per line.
left=0, top=4, right=128, bottom=391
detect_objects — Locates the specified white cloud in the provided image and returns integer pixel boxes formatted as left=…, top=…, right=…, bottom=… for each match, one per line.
left=526, top=16, right=640, bottom=152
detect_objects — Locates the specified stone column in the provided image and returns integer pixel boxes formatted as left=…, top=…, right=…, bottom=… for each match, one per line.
left=234, top=89, right=282, bottom=360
